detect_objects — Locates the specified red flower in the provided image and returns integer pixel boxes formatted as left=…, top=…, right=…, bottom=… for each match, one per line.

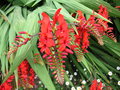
left=90, top=79, right=98, bottom=90
left=0, top=75, right=14, bottom=90
left=90, top=80, right=103, bottom=90
left=38, top=12, right=55, bottom=55
left=73, top=10, right=90, bottom=53
left=18, top=60, right=35, bottom=88
left=38, top=9, right=73, bottom=85
left=97, top=82, right=103, bottom=90
left=97, top=5, right=116, bottom=42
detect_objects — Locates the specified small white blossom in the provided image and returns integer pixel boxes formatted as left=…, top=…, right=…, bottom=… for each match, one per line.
left=77, top=86, right=82, bottom=90
left=65, top=81, right=69, bottom=86
left=116, top=66, right=120, bottom=70
left=76, top=69, right=78, bottom=71
left=70, top=77, right=72, bottom=80
left=118, top=81, right=120, bottom=85
left=71, top=87, right=76, bottom=90
left=41, top=85, right=43, bottom=87
left=81, top=80, right=86, bottom=84
left=39, top=81, right=42, bottom=84
left=74, top=79, right=76, bottom=81
left=97, top=79, right=100, bottom=82
left=110, top=77, right=112, bottom=79
left=66, top=71, right=69, bottom=74
left=70, top=75, right=73, bottom=78
left=84, top=68, right=86, bottom=71
left=108, top=71, right=112, bottom=76
left=74, top=72, right=77, bottom=76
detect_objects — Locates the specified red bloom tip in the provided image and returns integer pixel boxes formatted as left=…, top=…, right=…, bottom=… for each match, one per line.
left=115, top=6, right=120, bottom=8
left=16, top=35, right=24, bottom=38
left=19, top=31, right=28, bottom=34
left=42, top=54, right=48, bottom=58
left=61, top=56, right=67, bottom=58
left=52, top=8, right=61, bottom=27
left=15, top=38, right=21, bottom=41
left=50, top=67, right=56, bottom=69
left=34, top=53, right=39, bottom=56
left=61, top=61, right=66, bottom=63
left=65, top=48, right=73, bottom=54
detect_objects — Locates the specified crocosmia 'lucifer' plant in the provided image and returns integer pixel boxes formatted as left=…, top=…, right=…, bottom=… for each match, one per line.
left=1, top=4, right=117, bottom=89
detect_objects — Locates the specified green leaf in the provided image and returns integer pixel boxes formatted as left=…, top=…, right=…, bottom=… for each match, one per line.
left=81, top=56, right=91, bottom=74
left=0, top=9, right=10, bottom=23
left=3, top=10, right=39, bottom=83
left=32, top=0, right=42, bottom=7
left=75, top=0, right=120, bottom=17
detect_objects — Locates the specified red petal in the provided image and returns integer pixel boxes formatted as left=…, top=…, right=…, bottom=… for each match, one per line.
left=52, top=8, right=61, bottom=26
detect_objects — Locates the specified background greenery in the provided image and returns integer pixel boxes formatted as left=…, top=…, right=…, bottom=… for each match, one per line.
left=0, top=0, right=120, bottom=90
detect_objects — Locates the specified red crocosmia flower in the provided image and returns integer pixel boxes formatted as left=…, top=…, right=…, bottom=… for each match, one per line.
left=90, top=79, right=98, bottom=90
left=52, top=8, right=61, bottom=27
left=0, top=75, right=14, bottom=90
left=77, top=10, right=85, bottom=21
left=73, top=11, right=90, bottom=53
left=18, top=60, right=35, bottom=88
left=97, top=5, right=116, bottom=42
left=38, top=9, right=73, bottom=85
left=38, top=12, right=55, bottom=55
left=28, top=68, right=35, bottom=86
left=82, top=30, right=90, bottom=52
left=97, top=82, right=103, bottom=90
left=90, top=80, right=103, bottom=90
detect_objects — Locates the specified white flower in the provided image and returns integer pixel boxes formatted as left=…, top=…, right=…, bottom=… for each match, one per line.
left=110, top=77, right=112, bottom=79
left=74, top=72, right=77, bottom=76
left=71, top=87, right=76, bottom=90
left=70, top=77, right=72, bottom=80
left=77, top=86, right=82, bottom=90
left=76, top=69, right=78, bottom=71
left=97, top=79, right=100, bottom=82
left=81, top=80, right=86, bottom=84
left=116, top=66, right=120, bottom=70
left=70, top=75, right=73, bottom=78
left=39, top=81, right=42, bottom=84
left=108, top=71, right=112, bottom=76
left=66, top=71, right=69, bottom=74
left=118, top=81, right=120, bottom=85
left=74, top=79, right=76, bottom=81
left=65, top=81, right=69, bottom=86
left=84, top=68, right=86, bottom=71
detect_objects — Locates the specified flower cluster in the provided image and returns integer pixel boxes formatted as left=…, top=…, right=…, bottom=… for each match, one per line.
left=18, top=60, right=35, bottom=88
left=90, top=79, right=103, bottom=90
left=38, top=9, right=73, bottom=85
left=71, top=5, right=116, bottom=54
left=0, top=75, right=14, bottom=90
left=97, top=5, right=116, bottom=42
left=37, top=5, right=116, bottom=84
left=7, top=31, right=32, bottom=59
